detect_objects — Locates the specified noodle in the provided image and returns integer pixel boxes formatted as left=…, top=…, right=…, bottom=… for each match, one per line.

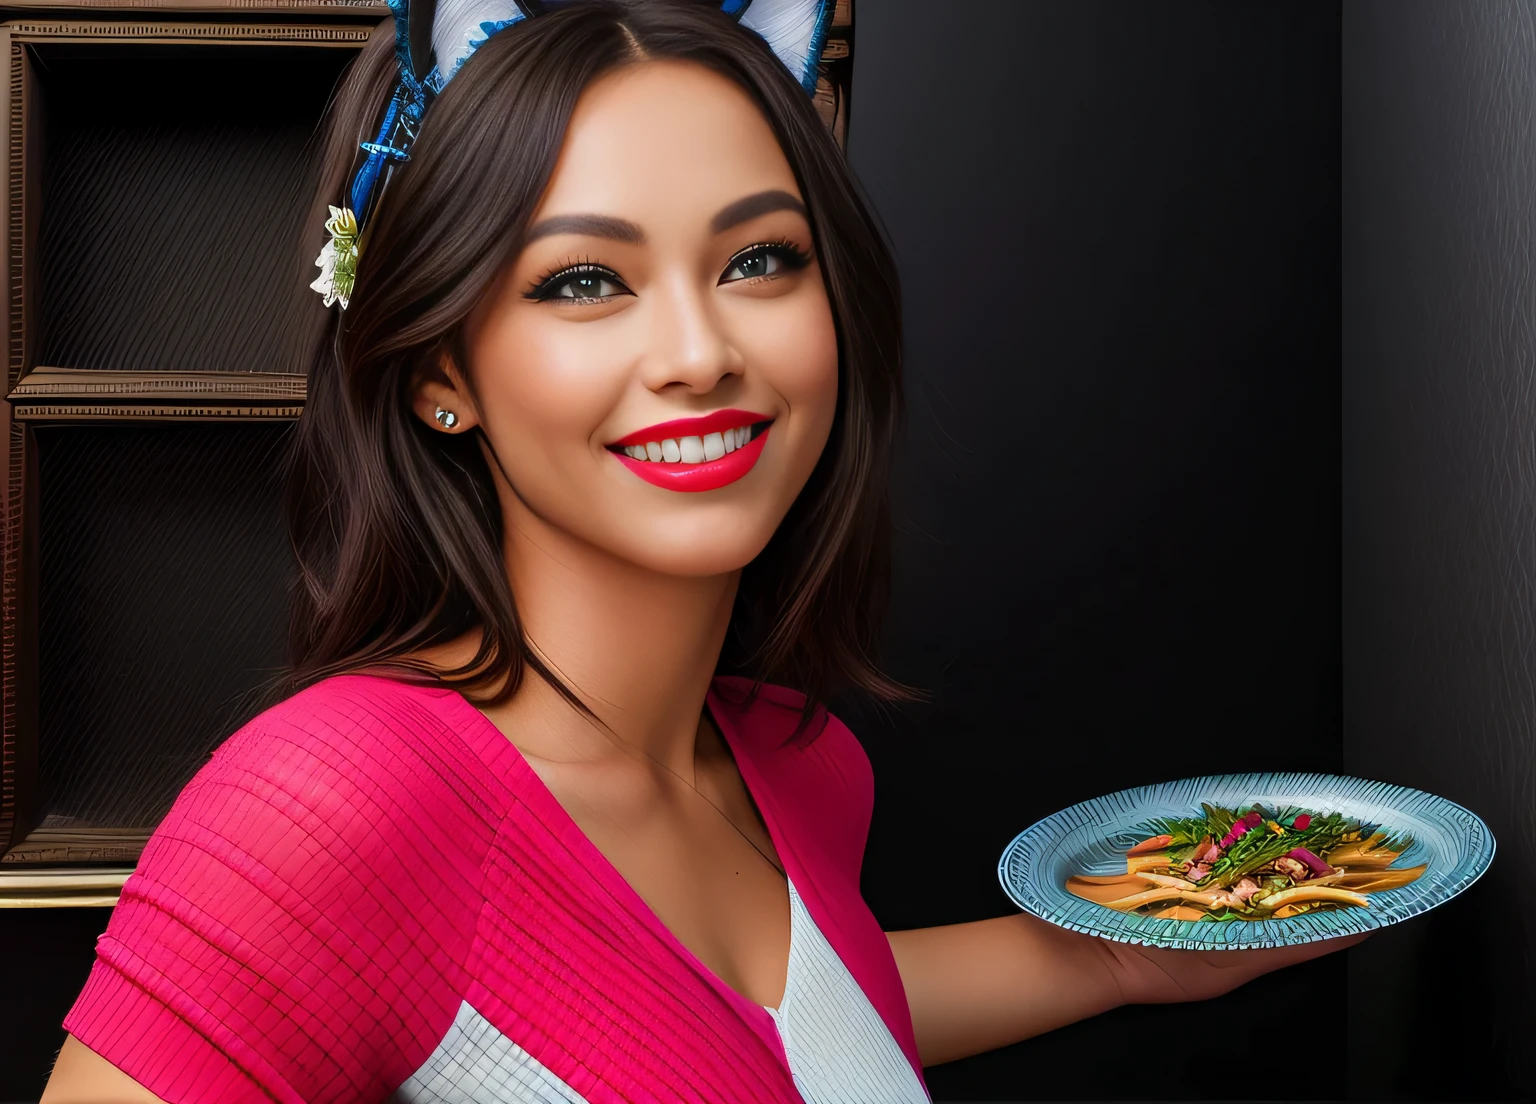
left=1065, top=801, right=1425, bottom=923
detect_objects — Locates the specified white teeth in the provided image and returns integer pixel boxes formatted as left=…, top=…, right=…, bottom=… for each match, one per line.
left=619, top=423, right=761, bottom=464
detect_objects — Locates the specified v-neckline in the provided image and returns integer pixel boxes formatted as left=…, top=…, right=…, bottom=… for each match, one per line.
left=438, top=678, right=799, bottom=1032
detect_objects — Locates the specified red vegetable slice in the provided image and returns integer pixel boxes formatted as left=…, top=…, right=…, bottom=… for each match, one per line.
left=1286, top=847, right=1332, bottom=877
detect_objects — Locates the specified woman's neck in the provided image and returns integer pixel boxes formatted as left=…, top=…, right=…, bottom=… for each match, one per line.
left=446, top=507, right=741, bottom=782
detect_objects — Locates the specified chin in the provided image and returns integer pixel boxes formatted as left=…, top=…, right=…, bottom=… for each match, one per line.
left=611, top=533, right=770, bottom=578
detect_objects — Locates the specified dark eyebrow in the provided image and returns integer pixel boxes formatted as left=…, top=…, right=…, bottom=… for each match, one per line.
left=524, top=189, right=809, bottom=248
left=710, top=189, right=808, bottom=234
left=523, top=213, right=646, bottom=246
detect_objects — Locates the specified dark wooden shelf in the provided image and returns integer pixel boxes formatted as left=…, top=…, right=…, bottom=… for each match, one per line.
left=0, top=0, right=854, bottom=905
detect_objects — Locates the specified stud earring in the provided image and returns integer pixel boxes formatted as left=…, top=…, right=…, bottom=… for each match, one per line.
left=434, top=406, right=458, bottom=429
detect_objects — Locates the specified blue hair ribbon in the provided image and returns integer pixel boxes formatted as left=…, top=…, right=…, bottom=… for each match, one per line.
left=315, top=0, right=837, bottom=310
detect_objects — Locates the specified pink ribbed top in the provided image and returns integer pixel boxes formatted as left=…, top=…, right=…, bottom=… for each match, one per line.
left=61, top=672, right=927, bottom=1103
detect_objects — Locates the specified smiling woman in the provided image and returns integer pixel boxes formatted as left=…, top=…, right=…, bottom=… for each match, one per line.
left=410, top=56, right=846, bottom=584
left=38, top=3, right=1362, bottom=1102
left=41, top=3, right=934, bottom=1102
left=289, top=0, right=907, bottom=729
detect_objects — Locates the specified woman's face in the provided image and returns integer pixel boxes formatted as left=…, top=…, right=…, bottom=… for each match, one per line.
left=422, top=59, right=839, bottom=578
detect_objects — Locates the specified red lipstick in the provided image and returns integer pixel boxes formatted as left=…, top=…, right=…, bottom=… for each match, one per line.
left=607, top=408, right=774, bottom=493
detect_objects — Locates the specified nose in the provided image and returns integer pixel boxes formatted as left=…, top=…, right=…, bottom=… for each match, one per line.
left=636, top=270, right=744, bottom=394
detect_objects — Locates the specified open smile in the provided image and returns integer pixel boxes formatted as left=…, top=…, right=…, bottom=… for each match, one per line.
left=606, top=409, right=775, bottom=493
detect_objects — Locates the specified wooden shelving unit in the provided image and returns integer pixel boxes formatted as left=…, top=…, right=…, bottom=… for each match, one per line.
left=0, top=0, right=854, bottom=907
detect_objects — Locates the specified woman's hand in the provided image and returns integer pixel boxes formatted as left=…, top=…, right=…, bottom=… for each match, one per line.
left=888, top=913, right=1370, bottom=1067
left=1093, top=930, right=1371, bottom=1005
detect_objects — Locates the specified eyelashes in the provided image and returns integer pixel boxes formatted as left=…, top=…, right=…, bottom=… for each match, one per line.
left=721, top=238, right=813, bottom=283
left=523, top=259, right=627, bottom=304
left=522, top=239, right=814, bottom=304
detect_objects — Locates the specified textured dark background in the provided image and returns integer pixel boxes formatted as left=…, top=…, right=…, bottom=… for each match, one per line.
left=2, top=2, right=1530, bottom=1102
left=36, top=45, right=339, bottom=374
left=842, top=1, right=1525, bottom=1102
left=1340, top=2, right=1535, bottom=1098
left=839, top=0, right=1351, bottom=1099
left=34, top=424, right=293, bottom=829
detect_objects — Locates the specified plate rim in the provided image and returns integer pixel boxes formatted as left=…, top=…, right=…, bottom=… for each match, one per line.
left=996, top=770, right=1497, bottom=951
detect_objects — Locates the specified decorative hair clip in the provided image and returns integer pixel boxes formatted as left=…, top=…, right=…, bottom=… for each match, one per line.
left=310, top=204, right=361, bottom=309
left=313, top=0, right=836, bottom=310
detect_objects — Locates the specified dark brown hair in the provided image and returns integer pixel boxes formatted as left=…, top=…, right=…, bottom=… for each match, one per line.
left=278, top=0, right=923, bottom=744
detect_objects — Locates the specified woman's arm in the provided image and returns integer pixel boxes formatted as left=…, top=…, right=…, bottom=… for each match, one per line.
left=885, top=912, right=1124, bottom=1067
left=886, top=913, right=1368, bottom=1067
left=40, top=1034, right=171, bottom=1104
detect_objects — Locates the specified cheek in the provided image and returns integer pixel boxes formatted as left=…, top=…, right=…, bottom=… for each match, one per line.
left=752, top=290, right=840, bottom=428
left=474, top=311, right=627, bottom=449
left=731, top=285, right=841, bottom=411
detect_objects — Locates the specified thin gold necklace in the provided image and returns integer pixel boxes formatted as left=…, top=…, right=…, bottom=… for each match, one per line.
left=511, top=689, right=787, bottom=881
left=685, top=711, right=787, bottom=879
left=468, top=435, right=787, bottom=879
left=592, top=707, right=787, bottom=881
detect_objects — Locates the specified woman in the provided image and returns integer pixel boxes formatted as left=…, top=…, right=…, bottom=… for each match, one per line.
left=42, top=3, right=1362, bottom=1101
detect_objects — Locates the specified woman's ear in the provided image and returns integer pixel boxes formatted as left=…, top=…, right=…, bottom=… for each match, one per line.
left=409, top=347, right=481, bottom=434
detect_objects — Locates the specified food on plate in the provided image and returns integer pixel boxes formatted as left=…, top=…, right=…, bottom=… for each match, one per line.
left=1065, top=802, right=1425, bottom=922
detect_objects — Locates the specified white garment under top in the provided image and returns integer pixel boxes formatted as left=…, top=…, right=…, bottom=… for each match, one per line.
left=761, top=875, right=932, bottom=1103
left=393, top=874, right=931, bottom=1104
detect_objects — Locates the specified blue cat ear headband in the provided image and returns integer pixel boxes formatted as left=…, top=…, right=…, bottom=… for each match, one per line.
left=310, top=0, right=837, bottom=310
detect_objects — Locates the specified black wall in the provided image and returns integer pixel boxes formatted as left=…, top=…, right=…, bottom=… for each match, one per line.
left=842, top=2, right=1512, bottom=1102
left=1341, top=3, right=1535, bottom=1100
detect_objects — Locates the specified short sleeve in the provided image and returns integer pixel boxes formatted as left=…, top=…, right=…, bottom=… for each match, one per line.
left=816, top=710, right=877, bottom=878
left=62, top=679, right=494, bottom=1104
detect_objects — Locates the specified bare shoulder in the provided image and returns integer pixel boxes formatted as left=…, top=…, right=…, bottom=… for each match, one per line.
left=404, top=625, right=496, bottom=675
left=40, top=1034, right=169, bottom=1104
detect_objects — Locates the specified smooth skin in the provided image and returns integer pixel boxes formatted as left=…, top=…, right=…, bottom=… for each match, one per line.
left=41, top=58, right=1363, bottom=1101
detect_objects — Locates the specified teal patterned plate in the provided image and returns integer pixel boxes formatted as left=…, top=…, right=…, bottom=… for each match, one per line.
left=997, top=771, right=1495, bottom=950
